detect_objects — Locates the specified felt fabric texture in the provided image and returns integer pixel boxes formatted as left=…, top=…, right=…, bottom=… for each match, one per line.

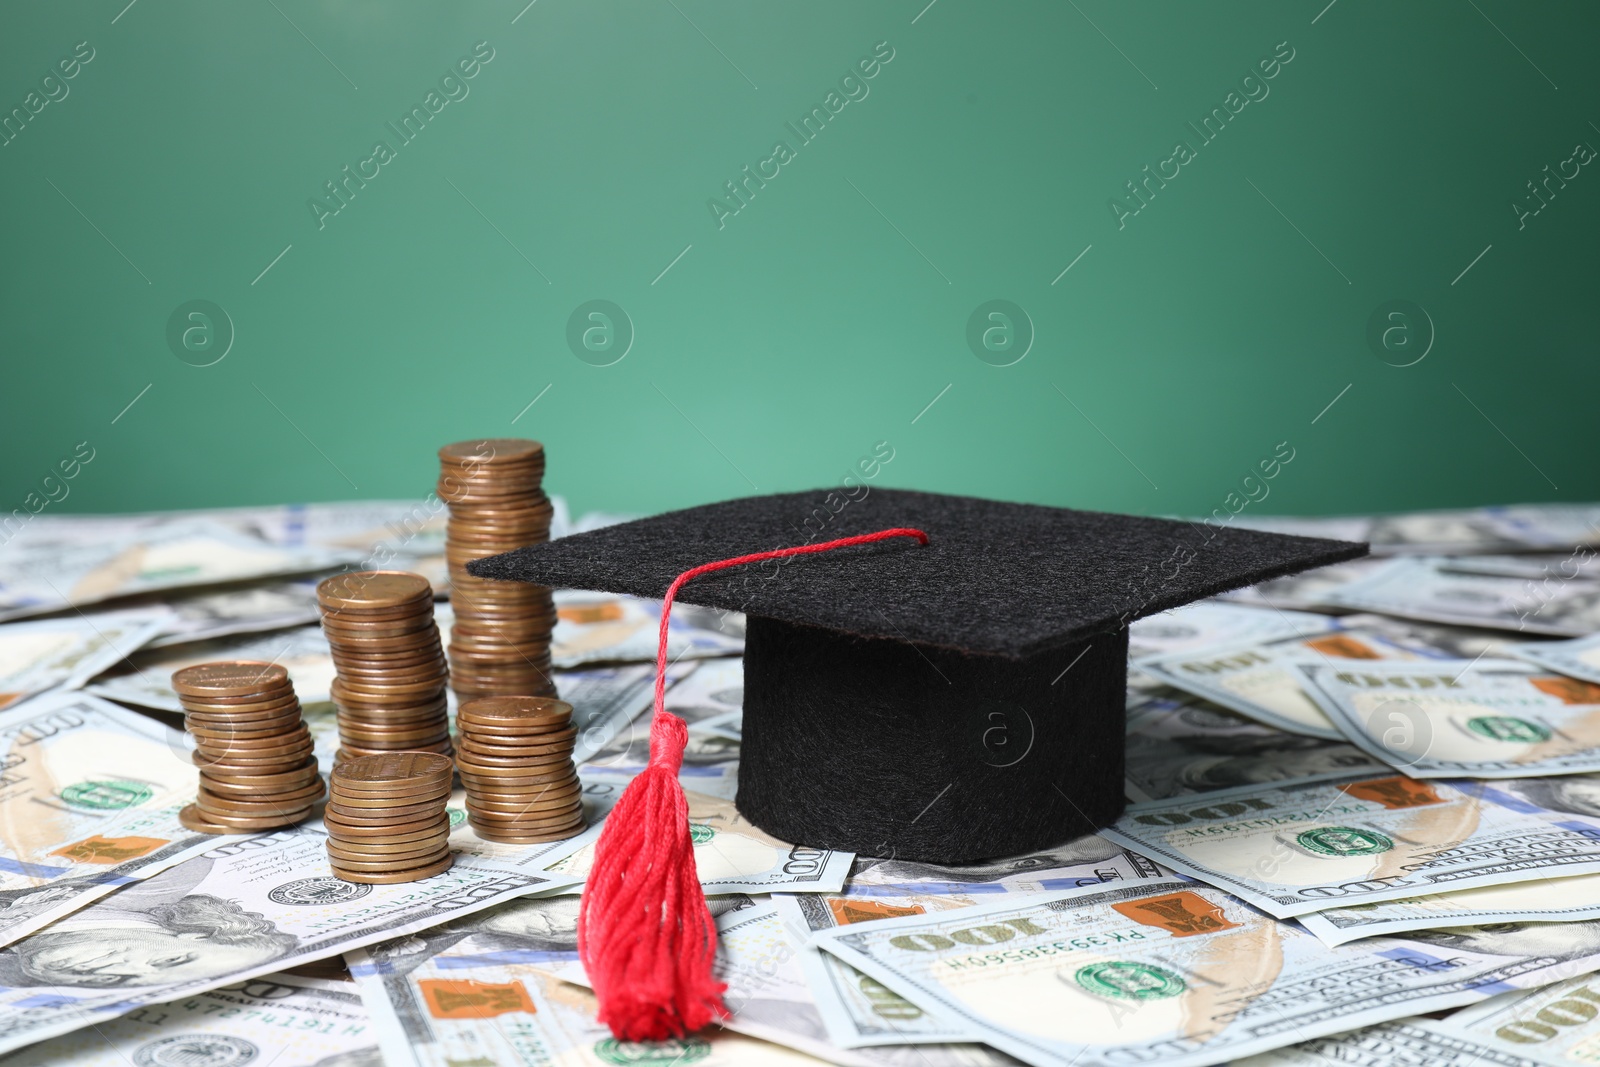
left=737, top=617, right=1130, bottom=863
left=469, top=488, right=1367, bottom=658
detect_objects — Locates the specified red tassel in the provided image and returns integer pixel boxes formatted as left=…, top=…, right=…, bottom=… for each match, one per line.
left=577, top=526, right=929, bottom=1040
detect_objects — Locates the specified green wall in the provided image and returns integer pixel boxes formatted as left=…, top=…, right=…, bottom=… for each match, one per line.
left=4, top=0, right=1596, bottom=521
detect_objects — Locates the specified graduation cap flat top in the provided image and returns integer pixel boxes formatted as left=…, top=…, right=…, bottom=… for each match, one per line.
left=470, top=488, right=1365, bottom=862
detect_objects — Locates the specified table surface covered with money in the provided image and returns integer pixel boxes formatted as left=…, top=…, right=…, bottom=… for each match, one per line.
left=2, top=498, right=1599, bottom=1067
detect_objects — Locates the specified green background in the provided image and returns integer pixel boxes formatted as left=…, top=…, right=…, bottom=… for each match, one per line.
left=4, top=0, right=1595, bottom=521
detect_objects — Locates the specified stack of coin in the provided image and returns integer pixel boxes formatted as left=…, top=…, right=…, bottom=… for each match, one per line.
left=325, top=753, right=455, bottom=884
left=456, top=696, right=585, bottom=843
left=439, top=439, right=557, bottom=701
left=174, top=661, right=323, bottom=834
left=317, top=571, right=451, bottom=764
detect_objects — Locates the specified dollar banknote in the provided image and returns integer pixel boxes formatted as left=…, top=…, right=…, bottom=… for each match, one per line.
left=1138, top=615, right=1509, bottom=739
left=0, top=518, right=356, bottom=622
left=1514, top=630, right=1600, bottom=685
left=86, top=623, right=337, bottom=713
left=543, top=785, right=854, bottom=894
left=552, top=589, right=744, bottom=668
left=812, top=876, right=1600, bottom=1067
left=0, top=829, right=575, bottom=1055
left=578, top=656, right=742, bottom=798
left=1296, top=869, right=1600, bottom=945
left=0, top=610, right=167, bottom=710
left=1, top=972, right=380, bottom=1067
left=1124, top=689, right=1381, bottom=801
left=1320, top=557, right=1600, bottom=636
left=1235, top=503, right=1600, bottom=555
left=1296, top=658, right=1600, bottom=777
left=1438, top=969, right=1600, bottom=1066
left=144, top=577, right=321, bottom=647
left=349, top=898, right=837, bottom=1067
left=1101, top=772, right=1600, bottom=918
left=1128, top=602, right=1331, bottom=662
left=0, top=691, right=231, bottom=948
left=1231, top=1018, right=1541, bottom=1067
left=775, top=837, right=1164, bottom=1048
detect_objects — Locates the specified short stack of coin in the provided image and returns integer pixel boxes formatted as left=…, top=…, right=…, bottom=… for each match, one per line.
left=316, top=571, right=451, bottom=765
left=325, top=753, right=455, bottom=884
left=174, top=661, right=324, bottom=834
left=439, top=439, right=557, bottom=701
left=456, top=696, right=585, bottom=843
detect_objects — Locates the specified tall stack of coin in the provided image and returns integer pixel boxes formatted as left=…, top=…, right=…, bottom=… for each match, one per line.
left=439, top=439, right=557, bottom=701
left=324, top=753, right=455, bottom=884
left=174, top=661, right=323, bottom=834
left=456, top=696, right=585, bottom=843
left=316, top=571, right=451, bottom=764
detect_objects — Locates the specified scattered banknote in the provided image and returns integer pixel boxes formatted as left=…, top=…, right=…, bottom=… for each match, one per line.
left=579, top=656, right=742, bottom=798
left=543, top=786, right=854, bottom=894
left=1, top=972, right=380, bottom=1067
left=811, top=876, right=1600, bottom=1067
left=1439, top=969, right=1600, bottom=1067
left=1297, top=868, right=1600, bottom=945
left=0, top=518, right=355, bottom=622
left=1233, top=1018, right=1540, bottom=1067
left=1140, top=614, right=1514, bottom=739
left=0, top=691, right=229, bottom=948
left=1102, top=772, right=1600, bottom=918
left=145, top=577, right=321, bottom=646
left=1216, top=556, right=1389, bottom=612
left=1437, top=553, right=1597, bottom=581
left=87, top=623, right=336, bottom=713
left=0, top=830, right=576, bottom=1054
left=0, top=610, right=167, bottom=710
left=1513, top=630, right=1600, bottom=684
left=564, top=659, right=698, bottom=765
left=1235, top=503, right=1600, bottom=555
left=350, top=899, right=834, bottom=1067
left=775, top=836, right=1165, bottom=1048
left=552, top=589, right=744, bottom=668
left=1296, top=658, right=1600, bottom=777
left=1128, top=602, right=1331, bottom=662
left=1320, top=557, right=1600, bottom=636
left=1124, top=689, right=1381, bottom=801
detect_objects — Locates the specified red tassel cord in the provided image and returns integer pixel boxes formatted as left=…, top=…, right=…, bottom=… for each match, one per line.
left=577, top=526, right=931, bottom=1041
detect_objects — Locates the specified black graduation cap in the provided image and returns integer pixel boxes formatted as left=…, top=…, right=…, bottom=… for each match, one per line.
left=469, top=488, right=1365, bottom=864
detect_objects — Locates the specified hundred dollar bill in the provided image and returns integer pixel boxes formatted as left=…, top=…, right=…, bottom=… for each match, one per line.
left=1232, top=1018, right=1542, bottom=1067
left=0, top=518, right=355, bottom=622
left=552, top=589, right=743, bottom=668
left=0, top=829, right=576, bottom=1055
left=1296, top=869, right=1600, bottom=945
left=579, top=656, right=741, bottom=798
left=1295, top=659, right=1600, bottom=777
left=1128, top=602, right=1332, bottom=663
left=1124, top=689, right=1380, bottom=801
left=543, top=785, right=853, bottom=894
left=1439, top=969, right=1600, bottom=1066
left=86, top=623, right=337, bottom=713
left=0, top=610, right=167, bottom=710
left=1236, top=504, right=1600, bottom=555
left=1320, top=557, right=1600, bottom=636
left=1513, top=630, right=1600, bottom=685
left=1100, top=772, right=1600, bottom=918
left=145, top=577, right=321, bottom=647
left=1, top=972, right=380, bottom=1067
left=565, top=659, right=699, bottom=766
left=775, top=837, right=1165, bottom=1048
left=812, top=876, right=1600, bottom=1067
left=0, top=691, right=231, bottom=948
left=1138, top=615, right=1509, bottom=739
left=349, top=899, right=833, bottom=1067
left=1215, top=556, right=1388, bottom=612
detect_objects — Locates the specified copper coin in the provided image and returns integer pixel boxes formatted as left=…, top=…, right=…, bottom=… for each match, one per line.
left=193, top=729, right=313, bottom=755
left=333, top=751, right=453, bottom=787
left=463, top=799, right=582, bottom=823
left=439, top=438, right=543, bottom=464
left=187, top=719, right=303, bottom=742
left=466, top=794, right=582, bottom=817
left=326, top=836, right=451, bottom=862
left=201, top=760, right=322, bottom=791
left=461, top=781, right=578, bottom=805
left=172, top=661, right=290, bottom=698
left=332, top=853, right=455, bottom=884
left=322, top=807, right=448, bottom=835
left=324, top=798, right=448, bottom=824
left=455, top=749, right=570, bottom=770
left=189, top=805, right=312, bottom=830
left=333, top=677, right=449, bottom=699
left=327, top=634, right=444, bottom=655
left=199, top=781, right=325, bottom=812
left=457, top=766, right=574, bottom=787
left=317, top=571, right=432, bottom=611
left=329, top=785, right=451, bottom=809
left=326, top=845, right=452, bottom=873
left=457, top=730, right=576, bottom=755
left=456, top=721, right=571, bottom=742
left=193, top=745, right=314, bottom=771
left=323, top=814, right=451, bottom=841
left=178, top=689, right=297, bottom=711
left=179, top=803, right=236, bottom=834
left=183, top=700, right=303, bottom=725
left=337, top=729, right=450, bottom=750
left=466, top=812, right=584, bottom=833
